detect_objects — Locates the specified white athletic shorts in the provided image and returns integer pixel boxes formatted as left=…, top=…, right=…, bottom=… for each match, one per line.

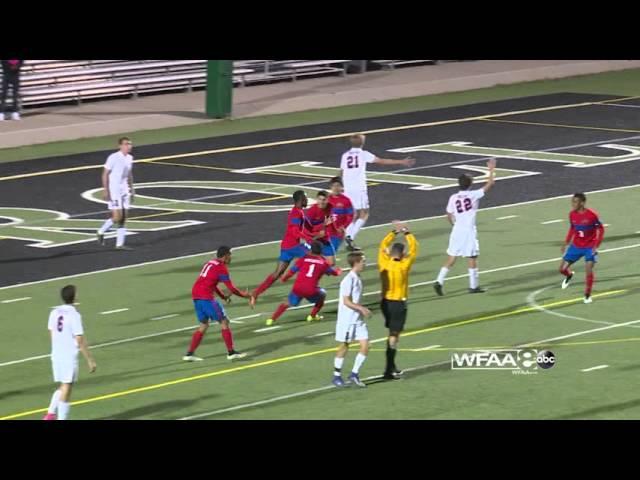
left=52, top=355, right=79, bottom=384
left=335, top=319, right=369, bottom=343
left=447, top=229, right=480, bottom=257
left=108, top=188, right=131, bottom=211
left=344, top=188, right=369, bottom=210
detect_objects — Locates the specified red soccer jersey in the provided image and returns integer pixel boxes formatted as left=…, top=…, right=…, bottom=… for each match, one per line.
left=191, top=259, right=243, bottom=300
left=566, top=208, right=604, bottom=249
left=326, top=193, right=354, bottom=239
left=304, top=203, right=331, bottom=242
left=289, top=254, right=339, bottom=295
left=281, top=207, right=314, bottom=249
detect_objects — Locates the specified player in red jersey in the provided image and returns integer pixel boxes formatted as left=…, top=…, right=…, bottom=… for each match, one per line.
left=250, top=190, right=317, bottom=306
left=265, top=241, right=342, bottom=325
left=184, top=246, right=251, bottom=362
left=559, top=193, right=605, bottom=304
left=304, top=189, right=333, bottom=248
left=323, top=177, right=355, bottom=265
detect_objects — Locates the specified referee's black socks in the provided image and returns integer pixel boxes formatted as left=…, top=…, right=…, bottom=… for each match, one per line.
left=385, top=340, right=397, bottom=374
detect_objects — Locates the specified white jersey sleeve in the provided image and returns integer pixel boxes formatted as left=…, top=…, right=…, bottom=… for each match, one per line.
left=104, top=153, right=115, bottom=170
left=469, top=189, right=485, bottom=201
left=71, top=313, right=84, bottom=337
left=339, top=274, right=355, bottom=300
left=363, top=150, right=376, bottom=164
left=446, top=194, right=457, bottom=215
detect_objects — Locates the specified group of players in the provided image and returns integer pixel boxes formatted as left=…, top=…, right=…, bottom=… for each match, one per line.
left=43, top=133, right=605, bottom=418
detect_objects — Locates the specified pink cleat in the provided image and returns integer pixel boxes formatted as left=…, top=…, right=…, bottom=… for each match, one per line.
left=43, top=413, right=57, bottom=420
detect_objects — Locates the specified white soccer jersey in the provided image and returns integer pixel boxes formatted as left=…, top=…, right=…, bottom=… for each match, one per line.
left=104, top=151, right=133, bottom=196
left=48, top=305, right=84, bottom=360
left=340, top=148, right=376, bottom=193
left=336, top=271, right=368, bottom=342
left=446, top=189, right=485, bottom=233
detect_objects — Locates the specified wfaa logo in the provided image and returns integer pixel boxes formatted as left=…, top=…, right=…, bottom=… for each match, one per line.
left=450, top=349, right=555, bottom=375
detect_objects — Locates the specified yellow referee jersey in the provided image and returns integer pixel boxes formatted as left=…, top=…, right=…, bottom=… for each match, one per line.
left=378, top=230, right=419, bottom=301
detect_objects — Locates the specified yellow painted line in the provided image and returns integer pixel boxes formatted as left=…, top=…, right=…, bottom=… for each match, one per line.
left=481, top=118, right=640, bottom=134
left=0, top=99, right=605, bottom=183
left=128, top=210, right=184, bottom=221
left=150, top=160, right=232, bottom=172
left=0, top=288, right=625, bottom=420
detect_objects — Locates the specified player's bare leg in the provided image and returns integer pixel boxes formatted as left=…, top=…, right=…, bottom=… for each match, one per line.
left=183, top=321, right=209, bottom=361
left=345, top=209, right=368, bottom=251
left=434, top=255, right=457, bottom=296
left=251, top=261, right=290, bottom=307
left=584, top=261, right=595, bottom=303
left=97, top=206, right=121, bottom=246
left=348, top=339, right=369, bottom=387
left=332, top=342, right=349, bottom=387
left=220, top=318, right=246, bottom=359
left=306, top=291, right=326, bottom=322
left=559, top=259, right=574, bottom=290
left=384, top=332, right=403, bottom=380
left=114, top=207, right=131, bottom=250
left=266, top=301, right=291, bottom=326
left=52, top=383, right=73, bottom=420
left=467, top=256, right=485, bottom=293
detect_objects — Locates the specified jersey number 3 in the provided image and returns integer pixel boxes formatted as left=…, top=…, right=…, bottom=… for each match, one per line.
left=346, top=156, right=359, bottom=169
left=455, top=198, right=472, bottom=213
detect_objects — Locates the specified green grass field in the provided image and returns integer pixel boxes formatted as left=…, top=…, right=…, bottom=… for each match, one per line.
left=1, top=184, right=639, bottom=420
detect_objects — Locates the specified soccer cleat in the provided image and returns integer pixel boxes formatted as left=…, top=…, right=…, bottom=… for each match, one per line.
left=584, top=295, right=593, bottom=304
left=227, top=350, right=247, bottom=360
left=96, top=231, right=105, bottom=246
left=433, top=282, right=444, bottom=296
left=115, top=245, right=133, bottom=251
left=182, top=354, right=203, bottom=362
left=306, top=314, right=324, bottom=322
left=561, top=274, right=573, bottom=289
left=345, top=236, right=361, bottom=252
left=392, top=368, right=404, bottom=377
left=332, top=375, right=346, bottom=387
left=11, top=112, right=21, bottom=121
left=43, top=413, right=57, bottom=420
left=265, top=318, right=275, bottom=326
left=469, top=287, right=486, bottom=294
left=348, top=372, right=367, bottom=388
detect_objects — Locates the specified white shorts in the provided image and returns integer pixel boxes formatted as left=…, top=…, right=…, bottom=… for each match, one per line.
left=108, top=190, right=131, bottom=211
left=447, top=229, right=480, bottom=257
left=335, top=319, right=369, bottom=343
left=52, top=356, right=79, bottom=384
left=344, top=188, right=369, bottom=210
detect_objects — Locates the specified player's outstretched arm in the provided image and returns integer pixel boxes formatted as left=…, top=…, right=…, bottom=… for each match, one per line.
left=77, top=335, right=96, bottom=373
left=374, top=156, right=416, bottom=168
left=404, top=230, right=419, bottom=267
left=482, top=158, right=497, bottom=193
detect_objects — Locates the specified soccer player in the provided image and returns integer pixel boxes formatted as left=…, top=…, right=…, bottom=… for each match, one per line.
left=559, top=193, right=605, bottom=304
left=265, top=241, right=341, bottom=326
left=379, top=221, right=418, bottom=380
left=332, top=251, right=371, bottom=388
left=433, top=159, right=496, bottom=296
left=304, top=190, right=333, bottom=246
left=323, top=177, right=355, bottom=266
left=251, top=190, right=315, bottom=306
left=340, top=134, right=415, bottom=251
left=184, top=246, right=250, bottom=362
left=96, top=137, right=135, bottom=250
left=44, top=285, right=96, bottom=420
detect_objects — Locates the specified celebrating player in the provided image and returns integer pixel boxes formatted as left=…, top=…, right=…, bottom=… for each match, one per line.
left=44, top=285, right=96, bottom=420
left=265, top=241, right=342, bottom=326
left=184, top=246, right=250, bottom=362
left=323, top=177, right=355, bottom=266
left=304, top=190, right=332, bottom=245
left=96, top=137, right=135, bottom=250
left=340, top=134, right=415, bottom=251
left=251, top=190, right=315, bottom=306
left=433, top=159, right=496, bottom=296
left=332, top=251, right=370, bottom=388
left=559, top=193, right=605, bottom=304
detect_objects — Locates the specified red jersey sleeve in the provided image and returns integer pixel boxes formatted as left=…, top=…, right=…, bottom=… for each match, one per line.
left=218, top=265, right=246, bottom=298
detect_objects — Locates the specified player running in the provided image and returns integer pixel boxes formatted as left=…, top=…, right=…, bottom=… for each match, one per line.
left=323, top=177, right=355, bottom=266
left=340, top=134, right=415, bottom=251
left=332, top=251, right=371, bottom=388
left=44, top=285, right=96, bottom=420
left=559, top=193, right=605, bottom=304
left=265, top=241, right=342, bottom=326
left=251, top=190, right=316, bottom=306
left=433, top=159, right=496, bottom=296
left=184, top=246, right=250, bottom=362
left=97, top=137, right=135, bottom=250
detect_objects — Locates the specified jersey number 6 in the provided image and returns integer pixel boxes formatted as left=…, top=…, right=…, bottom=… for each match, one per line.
left=57, top=315, right=64, bottom=332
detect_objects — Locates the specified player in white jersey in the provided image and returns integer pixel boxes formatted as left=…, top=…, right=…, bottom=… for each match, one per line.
left=97, top=137, right=135, bottom=249
left=43, top=285, right=96, bottom=420
left=434, top=159, right=497, bottom=295
left=340, top=134, right=414, bottom=251
left=332, top=251, right=371, bottom=388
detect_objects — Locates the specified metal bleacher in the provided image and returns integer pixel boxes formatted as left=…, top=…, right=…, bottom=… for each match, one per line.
left=3, top=60, right=457, bottom=108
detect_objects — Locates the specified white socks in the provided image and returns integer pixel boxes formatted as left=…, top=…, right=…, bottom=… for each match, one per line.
left=334, top=356, right=345, bottom=376
left=436, top=267, right=449, bottom=285
left=352, top=353, right=367, bottom=374
left=469, top=268, right=479, bottom=289
left=48, top=389, right=61, bottom=414
left=116, top=228, right=126, bottom=247
left=58, top=401, right=71, bottom=420
left=98, top=219, right=113, bottom=234
left=347, top=218, right=367, bottom=241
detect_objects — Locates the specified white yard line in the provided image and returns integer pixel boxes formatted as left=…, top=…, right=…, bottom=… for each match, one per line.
left=253, top=326, right=281, bottom=333
left=496, top=215, right=518, bottom=220
left=99, top=308, right=129, bottom=315
left=1, top=297, right=31, bottom=304
left=306, top=331, right=334, bottom=338
left=151, top=314, right=180, bottom=320
left=581, top=365, right=609, bottom=372
left=541, top=219, right=563, bottom=225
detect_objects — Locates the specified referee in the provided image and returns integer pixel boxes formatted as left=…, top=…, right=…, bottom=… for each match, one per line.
left=378, top=220, right=419, bottom=380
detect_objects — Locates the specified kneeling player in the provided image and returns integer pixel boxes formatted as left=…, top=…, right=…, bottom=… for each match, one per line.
left=266, top=241, right=341, bottom=326
left=333, top=252, right=371, bottom=388
left=559, top=193, right=605, bottom=304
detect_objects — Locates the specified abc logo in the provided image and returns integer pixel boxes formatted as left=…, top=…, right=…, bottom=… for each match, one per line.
left=536, top=350, right=556, bottom=369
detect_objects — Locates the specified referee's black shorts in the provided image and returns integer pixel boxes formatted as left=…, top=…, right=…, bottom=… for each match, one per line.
left=381, top=298, right=407, bottom=333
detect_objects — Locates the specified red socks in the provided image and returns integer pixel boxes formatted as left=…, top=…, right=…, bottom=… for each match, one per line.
left=188, top=330, right=204, bottom=354
left=221, top=328, right=234, bottom=351
left=272, top=303, right=289, bottom=321
left=586, top=272, right=595, bottom=296
left=254, top=274, right=276, bottom=298
left=310, top=298, right=325, bottom=316
left=560, top=266, right=573, bottom=277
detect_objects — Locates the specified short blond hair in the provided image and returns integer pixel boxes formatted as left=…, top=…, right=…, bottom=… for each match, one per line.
left=349, top=134, right=365, bottom=148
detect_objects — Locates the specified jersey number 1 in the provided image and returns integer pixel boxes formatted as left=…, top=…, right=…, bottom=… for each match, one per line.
left=306, top=264, right=316, bottom=278
left=346, top=156, right=359, bottom=169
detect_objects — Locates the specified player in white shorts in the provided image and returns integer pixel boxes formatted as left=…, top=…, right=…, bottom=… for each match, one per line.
left=97, top=137, right=135, bottom=249
left=332, top=251, right=371, bottom=388
left=44, top=285, right=96, bottom=420
left=340, top=134, right=415, bottom=251
left=434, top=159, right=497, bottom=295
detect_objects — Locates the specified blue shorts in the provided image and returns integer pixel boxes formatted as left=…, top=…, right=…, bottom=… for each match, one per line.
left=563, top=245, right=598, bottom=263
left=321, top=236, right=343, bottom=257
left=288, top=288, right=326, bottom=307
left=193, top=299, right=226, bottom=323
left=279, top=244, right=309, bottom=263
